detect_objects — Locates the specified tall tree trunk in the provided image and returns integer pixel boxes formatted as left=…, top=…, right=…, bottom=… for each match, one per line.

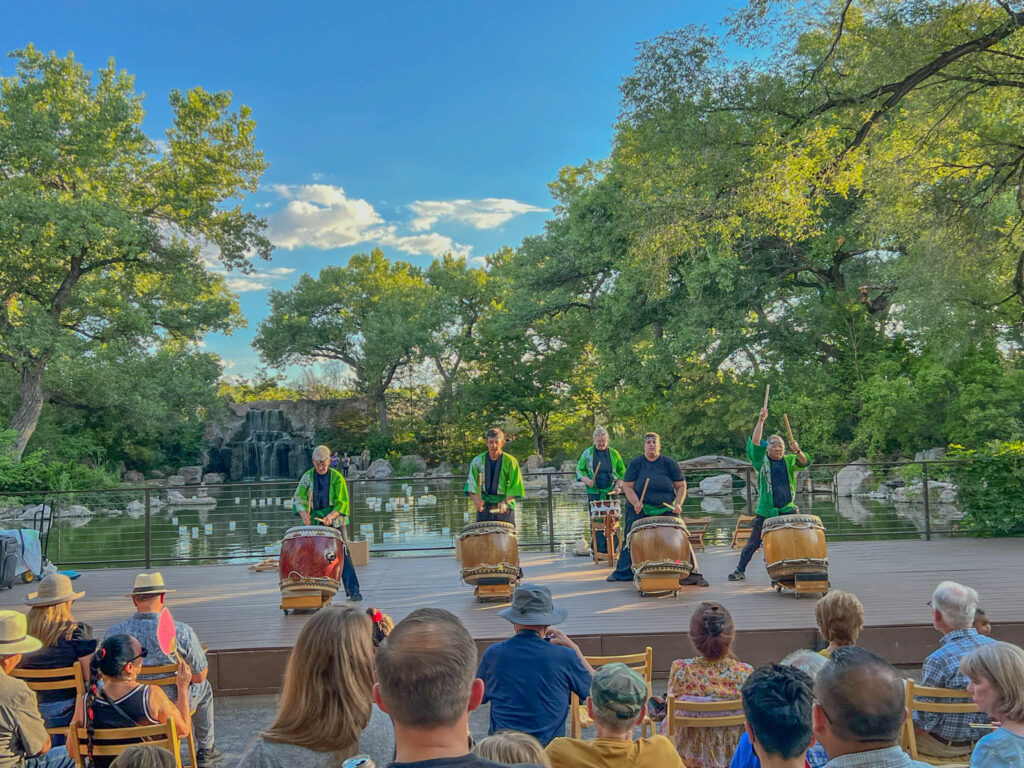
left=532, top=421, right=545, bottom=461
left=375, top=392, right=389, bottom=434
left=5, top=362, right=46, bottom=461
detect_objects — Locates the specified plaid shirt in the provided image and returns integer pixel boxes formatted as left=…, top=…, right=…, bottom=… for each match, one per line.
left=824, top=746, right=931, bottom=767
left=105, top=612, right=208, bottom=703
left=912, top=628, right=994, bottom=739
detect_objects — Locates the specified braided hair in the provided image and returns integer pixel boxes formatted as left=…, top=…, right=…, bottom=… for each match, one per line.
left=85, top=635, right=139, bottom=768
left=366, top=607, right=394, bottom=648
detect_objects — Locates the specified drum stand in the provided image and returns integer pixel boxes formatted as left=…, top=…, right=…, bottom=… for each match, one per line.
left=280, top=589, right=334, bottom=614
left=474, top=577, right=518, bottom=602
left=590, top=514, right=621, bottom=566
left=772, top=572, right=830, bottom=599
left=634, top=574, right=681, bottom=597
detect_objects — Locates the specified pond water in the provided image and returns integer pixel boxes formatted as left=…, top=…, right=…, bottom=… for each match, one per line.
left=30, top=473, right=965, bottom=569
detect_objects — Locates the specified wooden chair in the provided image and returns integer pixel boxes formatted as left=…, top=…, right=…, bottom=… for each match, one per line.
left=664, top=694, right=746, bottom=751
left=141, top=663, right=199, bottom=768
left=730, top=515, right=756, bottom=548
left=682, top=517, right=710, bottom=552
left=67, top=720, right=183, bottom=768
left=901, top=679, right=979, bottom=766
left=11, top=664, right=85, bottom=736
left=569, top=647, right=653, bottom=739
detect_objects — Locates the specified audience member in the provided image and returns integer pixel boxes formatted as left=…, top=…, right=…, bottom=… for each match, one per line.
left=740, top=664, right=814, bottom=768
left=366, top=607, right=394, bottom=648
left=961, top=641, right=1024, bottom=767
left=476, top=584, right=592, bottom=746
left=110, top=745, right=176, bottom=768
left=663, top=602, right=751, bottom=768
left=812, top=646, right=930, bottom=768
left=546, top=663, right=682, bottom=768
left=973, top=608, right=992, bottom=637
left=913, top=581, right=995, bottom=761
left=729, top=651, right=829, bottom=768
left=476, top=732, right=551, bottom=767
left=0, top=610, right=73, bottom=768
left=19, top=575, right=96, bottom=742
left=814, top=591, right=863, bottom=658
left=71, top=634, right=191, bottom=768
left=105, top=573, right=219, bottom=766
left=374, top=607, right=540, bottom=767
left=236, top=606, right=394, bottom=768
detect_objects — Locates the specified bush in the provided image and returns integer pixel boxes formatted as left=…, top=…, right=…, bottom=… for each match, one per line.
left=0, top=431, right=120, bottom=493
left=947, top=442, right=1024, bottom=535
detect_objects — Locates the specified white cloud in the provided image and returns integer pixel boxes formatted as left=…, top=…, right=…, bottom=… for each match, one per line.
left=263, top=267, right=296, bottom=277
left=408, top=198, right=547, bottom=231
left=376, top=229, right=472, bottom=259
left=225, top=276, right=271, bottom=292
left=267, top=184, right=384, bottom=250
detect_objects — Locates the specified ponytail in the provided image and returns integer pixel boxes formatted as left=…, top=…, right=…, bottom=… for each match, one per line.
left=366, top=607, right=394, bottom=648
left=85, top=647, right=105, bottom=768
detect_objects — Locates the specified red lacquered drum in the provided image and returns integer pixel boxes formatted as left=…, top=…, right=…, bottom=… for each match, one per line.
left=279, top=525, right=344, bottom=599
left=627, top=516, right=693, bottom=580
left=459, top=521, right=520, bottom=585
left=762, top=513, right=828, bottom=581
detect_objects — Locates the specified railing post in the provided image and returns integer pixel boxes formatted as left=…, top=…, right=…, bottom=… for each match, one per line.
left=922, top=461, right=931, bottom=541
left=247, top=485, right=254, bottom=556
left=744, top=467, right=753, bottom=517
left=547, top=473, right=555, bottom=553
left=144, top=488, right=152, bottom=569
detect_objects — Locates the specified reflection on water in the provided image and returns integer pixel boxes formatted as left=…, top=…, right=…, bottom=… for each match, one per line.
left=40, top=476, right=965, bottom=568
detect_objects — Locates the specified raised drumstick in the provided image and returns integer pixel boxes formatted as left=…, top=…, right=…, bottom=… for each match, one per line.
left=783, top=413, right=795, bottom=445
left=763, top=384, right=771, bottom=410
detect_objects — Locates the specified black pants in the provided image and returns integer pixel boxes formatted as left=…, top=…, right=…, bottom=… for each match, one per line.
left=476, top=505, right=515, bottom=525
left=608, top=509, right=678, bottom=581
left=341, top=545, right=360, bottom=597
left=736, top=508, right=796, bottom=572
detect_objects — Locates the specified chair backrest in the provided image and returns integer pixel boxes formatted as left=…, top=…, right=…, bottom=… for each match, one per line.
left=11, top=664, right=86, bottom=696
left=140, top=662, right=178, bottom=687
left=67, top=720, right=182, bottom=768
left=569, top=647, right=654, bottom=737
left=731, top=515, right=756, bottom=547
left=666, top=694, right=746, bottom=728
left=901, top=679, right=980, bottom=759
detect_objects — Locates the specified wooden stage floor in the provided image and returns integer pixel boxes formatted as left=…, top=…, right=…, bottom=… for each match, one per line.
left=3, top=539, right=1021, bottom=694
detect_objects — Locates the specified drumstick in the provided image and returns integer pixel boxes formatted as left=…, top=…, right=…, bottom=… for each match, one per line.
left=593, top=461, right=601, bottom=486
left=638, top=478, right=650, bottom=508
left=763, top=384, right=770, bottom=410
left=783, top=413, right=795, bottom=445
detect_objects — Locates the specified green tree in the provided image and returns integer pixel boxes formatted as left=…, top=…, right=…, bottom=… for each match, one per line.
left=254, top=249, right=432, bottom=433
left=0, top=46, right=270, bottom=459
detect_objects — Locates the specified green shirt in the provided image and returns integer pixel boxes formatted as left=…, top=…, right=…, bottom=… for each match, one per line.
left=576, top=445, right=627, bottom=494
left=292, top=467, right=349, bottom=525
left=746, top=437, right=811, bottom=518
left=465, top=452, right=525, bottom=509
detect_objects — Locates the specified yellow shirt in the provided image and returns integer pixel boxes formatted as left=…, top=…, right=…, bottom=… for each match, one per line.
left=546, top=735, right=685, bottom=768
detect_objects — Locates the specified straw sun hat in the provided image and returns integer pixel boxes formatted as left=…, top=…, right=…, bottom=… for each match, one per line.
left=24, top=573, right=85, bottom=607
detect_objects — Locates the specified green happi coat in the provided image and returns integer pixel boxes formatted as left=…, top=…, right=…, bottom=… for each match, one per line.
left=746, top=437, right=812, bottom=518
left=465, top=452, right=525, bottom=510
left=576, top=445, right=627, bottom=495
left=292, top=467, right=349, bottom=527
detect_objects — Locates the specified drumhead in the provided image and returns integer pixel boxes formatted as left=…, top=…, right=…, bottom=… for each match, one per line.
left=763, top=514, right=823, bottom=531
left=283, top=525, right=343, bottom=540
left=630, top=515, right=686, bottom=531
left=589, top=499, right=621, bottom=513
left=461, top=521, right=517, bottom=537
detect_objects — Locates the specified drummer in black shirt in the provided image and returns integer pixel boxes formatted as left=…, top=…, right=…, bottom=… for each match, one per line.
left=606, top=432, right=708, bottom=586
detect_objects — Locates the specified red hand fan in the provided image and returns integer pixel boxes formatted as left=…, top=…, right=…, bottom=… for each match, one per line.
left=157, top=607, right=177, bottom=658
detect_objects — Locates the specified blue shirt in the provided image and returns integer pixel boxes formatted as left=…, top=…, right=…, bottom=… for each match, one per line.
left=768, top=457, right=792, bottom=508
left=729, top=731, right=828, bottom=768
left=913, top=628, right=995, bottom=739
left=971, top=727, right=1024, bottom=768
left=477, top=630, right=592, bottom=746
left=105, top=612, right=207, bottom=703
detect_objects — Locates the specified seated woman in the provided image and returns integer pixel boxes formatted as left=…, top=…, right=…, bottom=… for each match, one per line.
left=961, top=641, right=1024, bottom=767
left=20, top=575, right=97, bottom=743
left=236, top=606, right=395, bottom=768
left=814, top=590, right=863, bottom=657
left=71, top=635, right=191, bottom=768
left=662, top=602, right=751, bottom=768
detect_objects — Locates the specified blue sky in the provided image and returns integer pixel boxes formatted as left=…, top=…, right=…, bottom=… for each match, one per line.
left=4, top=1, right=739, bottom=377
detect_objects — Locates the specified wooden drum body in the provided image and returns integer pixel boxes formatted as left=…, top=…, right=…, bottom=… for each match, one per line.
left=459, top=521, right=520, bottom=586
left=279, top=525, right=344, bottom=599
left=627, top=516, right=693, bottom=580
left=762, top=514, right=828, bottom=581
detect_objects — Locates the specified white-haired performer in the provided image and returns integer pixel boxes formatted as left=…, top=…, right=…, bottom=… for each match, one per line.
left=576, top=427, right=627, bottom=502
left=291, top=444, right=362, bottom=601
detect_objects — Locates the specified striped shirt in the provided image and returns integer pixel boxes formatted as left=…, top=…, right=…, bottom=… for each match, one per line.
left=912, top=628, right=994, bottom=740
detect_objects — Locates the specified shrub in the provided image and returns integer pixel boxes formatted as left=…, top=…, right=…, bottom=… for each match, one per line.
left=947, top=442, right=1024, bottom=535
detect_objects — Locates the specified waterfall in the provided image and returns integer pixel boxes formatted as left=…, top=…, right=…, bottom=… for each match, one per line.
left=241, top=409, right=298, bottom=480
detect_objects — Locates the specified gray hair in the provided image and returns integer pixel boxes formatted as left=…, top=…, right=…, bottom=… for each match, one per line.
left=780, top=649, right=828, bottom=681
left=932, top=581, right=978, bottom=630
left=593, top=427, right=609, bottom=440
left=767, top=434, right=785, bottom=445
left=312, top=445, right=331, bottom=462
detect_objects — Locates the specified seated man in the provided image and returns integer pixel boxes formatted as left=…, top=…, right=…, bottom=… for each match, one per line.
left=373, top=607, right=539, bottom=767
left=546, top=662, right=682, bottom=768
left=736, top=664, right=815, bottom=768
left=812, top=646, right=930, bottom=768
left=0, top=610, right=73, bottom=768
left=105, top=574, right=220, bottom=767
left=476, top=584, right=593, bottom=746
left=913, top=581, right=994, bottom=761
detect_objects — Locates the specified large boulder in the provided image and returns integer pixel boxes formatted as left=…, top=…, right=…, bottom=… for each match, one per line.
left=699, top=474, right=734, bottom=496
left=366, top=458, right=394, bottom=480
left=914, top=447, right=947, bottom=463
left=679, top=455, right=751, bottom=471
left=177, top=466, right=203, bottom=485
left=148, top=469, right=166, bottom=479
left=63, top=504, right=93, bottom=518
left=122, top=470, right=145, bottom=483
left=166, top=475, right=186, bottom=487
left=560, top=460, right=576, bottom=475
left=431, top=461, right=451, bottom=477
left=836, top=462, right=874, bottom=496
left=524, top=454, right=544, bottom=472
left=399, top=455, right=428, bottom=473
left=201, top=472, right=224, bottom=485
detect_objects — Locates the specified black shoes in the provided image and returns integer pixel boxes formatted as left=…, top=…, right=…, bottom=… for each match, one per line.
left=728, top=570, right=746, bottom=581
left=348, top=592, right=364, bottom=602
left=197, top=747, right=223, bottom=767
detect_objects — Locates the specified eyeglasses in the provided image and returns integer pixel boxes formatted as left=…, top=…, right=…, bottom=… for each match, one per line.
left=128, top=648, right=149, bottom=663
left=814, top=699, right=833, bottom=724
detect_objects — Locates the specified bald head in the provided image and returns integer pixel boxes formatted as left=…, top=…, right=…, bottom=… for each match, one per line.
left=814, top=646, right=905, bottom=744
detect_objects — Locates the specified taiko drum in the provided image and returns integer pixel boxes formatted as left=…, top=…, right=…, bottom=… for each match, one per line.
left=459, top=521, right=520, bottom=585
left=279, top=525, right=344, bottom=598
left=627, top=516, right=693, bottom=579
left=762, top=513, right=828, bottom=581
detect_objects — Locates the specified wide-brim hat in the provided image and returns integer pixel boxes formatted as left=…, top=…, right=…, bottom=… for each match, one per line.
left=498, top=583, right=567, bottom=625
left=0, top=610, right=43, bottom=655
left=25, top=573, right=85, bottom=607
left=124, top=572, right=175, bottom=598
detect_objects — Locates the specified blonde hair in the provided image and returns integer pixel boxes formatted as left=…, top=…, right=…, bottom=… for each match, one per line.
left=474, top=731, right=552, bottom=767
left=815, top=590, right=864, bottom=646
left=312, top=445, right=331, bottom=462
left=262, top=606, right=374, bottom=753
left=111, top=745, right=176, bottom=768
left=961, top=642, right=1024, bottom=722
left=27, top=601, right=78, bottom=647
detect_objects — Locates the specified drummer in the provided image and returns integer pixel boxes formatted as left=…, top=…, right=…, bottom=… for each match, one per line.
left=291, top=445, right=362, bottom=602
left=728, top=406, right=810, bottom=581
left=465, top=427, right=525, bottom=524
left=606, top=432, right=707, bottom=586
left=576, top=426, right=626, bottom=501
